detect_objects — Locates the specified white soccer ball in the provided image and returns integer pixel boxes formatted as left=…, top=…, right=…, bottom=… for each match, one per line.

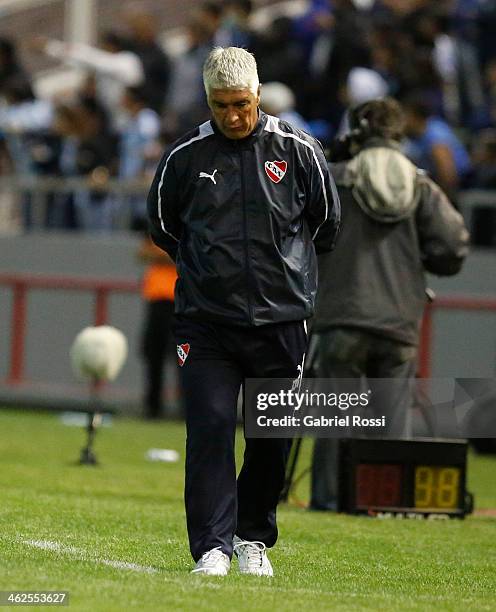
left=70, top=325, right=128, bottom=382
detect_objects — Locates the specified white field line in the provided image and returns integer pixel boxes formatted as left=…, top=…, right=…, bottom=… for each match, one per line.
left=22, top=539, right=158, bottom=574
left=18, top=539, right=491, bottom=607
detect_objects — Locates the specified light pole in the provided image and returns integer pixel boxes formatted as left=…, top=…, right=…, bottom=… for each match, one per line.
left=64, top=0, right=97, bottom=45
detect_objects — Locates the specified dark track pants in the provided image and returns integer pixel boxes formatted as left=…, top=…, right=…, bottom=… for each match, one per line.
left=174, top=316, right=307, bottom=562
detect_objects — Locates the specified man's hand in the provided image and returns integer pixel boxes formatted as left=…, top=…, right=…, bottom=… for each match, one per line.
left=88, top=167, right=110, bottom=190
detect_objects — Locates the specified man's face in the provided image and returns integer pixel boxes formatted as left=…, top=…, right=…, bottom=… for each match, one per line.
left=208, top=87, right=260, bottom=140
left=404, top=110, right=425, bottom=138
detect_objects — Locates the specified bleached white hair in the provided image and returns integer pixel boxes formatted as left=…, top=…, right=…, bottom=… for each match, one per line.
left=203, top=47, right=259, bottom=96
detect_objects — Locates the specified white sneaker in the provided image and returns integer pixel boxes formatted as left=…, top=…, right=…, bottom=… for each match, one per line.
left=191, top=547, right=230, bottom=576
left=233, top=535, right=274, bottom=577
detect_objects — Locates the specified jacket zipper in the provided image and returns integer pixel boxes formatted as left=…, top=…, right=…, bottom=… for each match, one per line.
left=239, top=149, right=254, bottom=324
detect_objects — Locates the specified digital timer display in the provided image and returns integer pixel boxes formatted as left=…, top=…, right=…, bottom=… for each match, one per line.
left=338, top=439, right=472, bottom=517
left=355, top=463, right=403, bottom=508
left=414, top=466, right=461, bottom=510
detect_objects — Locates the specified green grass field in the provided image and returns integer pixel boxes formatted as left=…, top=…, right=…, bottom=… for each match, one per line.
left=1, top=408, right=495, bottom=611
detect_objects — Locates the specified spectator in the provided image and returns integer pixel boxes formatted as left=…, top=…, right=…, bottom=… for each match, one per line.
left=254, top=16, right=307, bottom=95
left=0, top=78, right=53, bottom=227
left=72, top=97, right=118, bottom=231
left=403, top=94, right=471, bottom=198
left=319, top=0, right=371, bottom=97
left=336, top=67, right=389, bottom=136
left=47, top=104, right=81, bottom=229
left=36, top=32, right=144, bottom=125
left=414, top=9, right=486, bottom=127
left=198, top=1, right=224, bottom=39
left=369, top=34, right=403, bottom=96
left=166, top=8, right=216, bottom=135
left=302, top=0, right=371, bottom=123
left=0, top=79, right=52, bottom=145
left=292, top=0, right=334, bottom=69
left=124, top=11, right=172, bottom=114
left=215, top=0, right=254, bottom=49
left=347, top=67, right=389, bottom=106
left=0, top=38, right=29, bottom=92
left=119, top=86, right=161, bottom=230
left=259, top=81, right=312, bottom=133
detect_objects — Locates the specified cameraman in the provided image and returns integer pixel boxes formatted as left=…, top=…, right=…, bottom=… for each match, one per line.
left=310, top=97, right=469, bottom=511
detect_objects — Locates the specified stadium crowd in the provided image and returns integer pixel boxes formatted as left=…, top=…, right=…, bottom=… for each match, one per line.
left=1, top=0, right=496, bottom=231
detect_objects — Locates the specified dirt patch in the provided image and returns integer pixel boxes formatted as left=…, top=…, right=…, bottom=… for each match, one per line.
left=474, top=508, right=496, bottom=517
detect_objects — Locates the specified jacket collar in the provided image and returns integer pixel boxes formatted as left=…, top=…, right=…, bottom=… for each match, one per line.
left=210, top=110, right=267, bottom=146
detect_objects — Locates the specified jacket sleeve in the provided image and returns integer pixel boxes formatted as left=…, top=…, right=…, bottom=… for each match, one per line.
left=304, top=139, right=341, bottom=254
left=147, top=148, right=182, bottom=260
left=416, top=174, right=470, bottom=276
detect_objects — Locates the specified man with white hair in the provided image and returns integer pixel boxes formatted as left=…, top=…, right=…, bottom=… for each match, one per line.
left=259, top=81, right=312, bottom=133
left=147, top=47, right=340, bottom=576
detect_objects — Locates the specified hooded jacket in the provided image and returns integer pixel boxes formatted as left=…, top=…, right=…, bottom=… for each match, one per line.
left=313, top=140, right=469, bottom=345
left=147, top=112, right=340, bottom=326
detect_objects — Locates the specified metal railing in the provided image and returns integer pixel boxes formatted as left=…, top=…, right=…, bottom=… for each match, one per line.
left=0, top=176, right=150, bottom=231
left=419, top=295, right=496, bottom=377
left=1, top=271, right=495, bottom=386
left=1, top=178, right=495, bottom=235
left=0, top=273, right=141, bottom=385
